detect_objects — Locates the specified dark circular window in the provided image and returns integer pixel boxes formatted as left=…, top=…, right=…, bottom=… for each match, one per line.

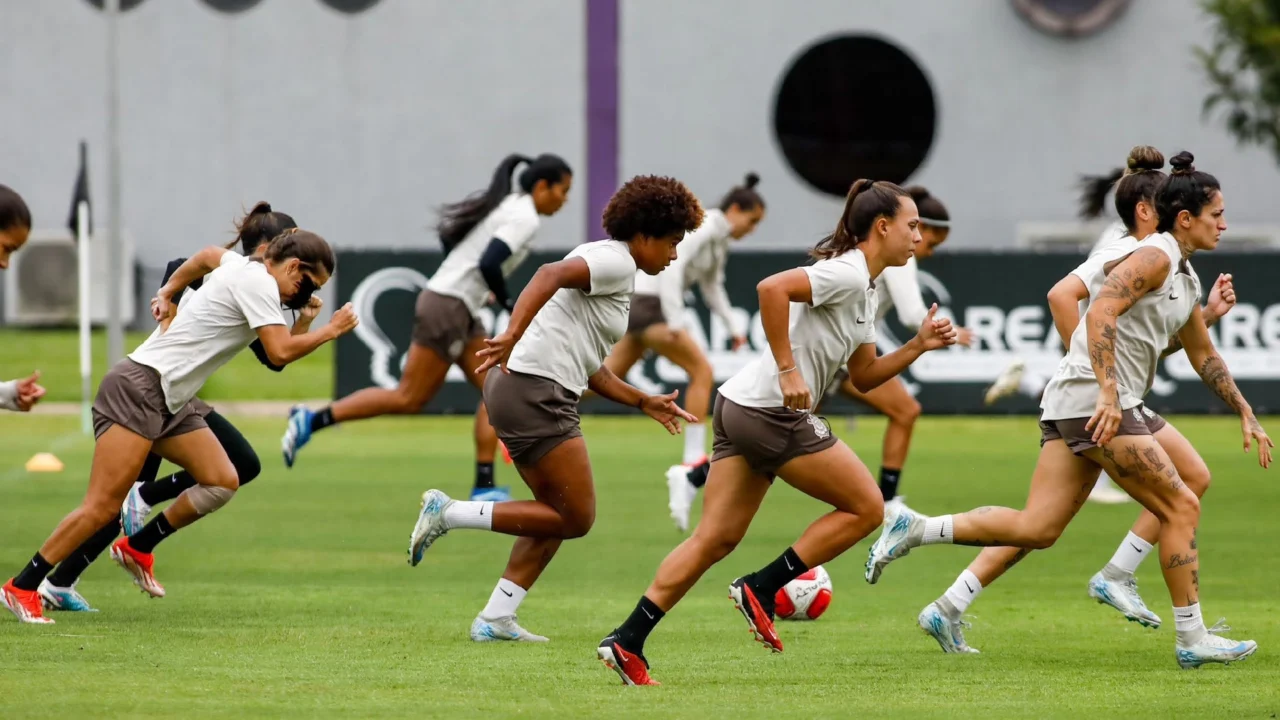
left=318, top=0, right=382, bottom=13
left=200, top=0, right=264, bottom=12
left=773, top=35, right=936, bottom=196
left=1011, top=0, right=1131, bottom=37
left=83, top=0, right=148, bottom=11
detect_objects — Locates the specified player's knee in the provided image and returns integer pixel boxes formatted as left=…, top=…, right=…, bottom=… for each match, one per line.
left=391, top=389, right=427, bottom=415
left=1183, top=465, right=1211, bottom=499
left=81, top=499, right=119, bottom=527
left=1166, top=489, right=1200, bottom=526
left=703, top=533, right=742, bottom=563
left=560, top=507, right=596, bottom=539
left=1021, top=519, right=1063, bottom=550
left=890, top=399, right=922, bottom=426
left=184, top=484, right=237, bottom=516
left=861, top=501, right=885, bottom=531
left=689, top=359, right=713, bottom=388
left=232, top=447, right=261, bottom=487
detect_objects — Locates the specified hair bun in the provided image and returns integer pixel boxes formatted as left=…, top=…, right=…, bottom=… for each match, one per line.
left=743, top=172, right=760, bottom=189
left=903, top=185, right=931, bottom=202
left=1169, top=151, right=1196, bottom=174
left=1126, top=145, right=1165, bottom=173
left=249, top=201, right=273, bottom=215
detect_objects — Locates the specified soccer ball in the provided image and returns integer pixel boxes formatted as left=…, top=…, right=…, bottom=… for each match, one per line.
left=775, top=565, right=833, bottom=621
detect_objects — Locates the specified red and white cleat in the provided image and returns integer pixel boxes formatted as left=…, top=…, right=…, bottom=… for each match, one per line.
left=110, top=538, right=166, bottom=598
left=598, top=635, right=659, bottom=686
left=3, top=579, right=54, bottom=624
left=729, top=578, right=782, bottom=653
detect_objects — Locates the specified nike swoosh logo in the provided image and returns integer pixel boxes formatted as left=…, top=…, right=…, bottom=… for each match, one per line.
left=856, top=317, right=866, bottom=323
left=1130, top=543, right=1144, bottom=553
left=642, top=608, right=654, bottom=620
left=1170, top=294, right=1180, bottom=300
left=480, top=505, right=485, bottom=516
left=964, top=581, right=974, bottom=593
left=500, top=588, right=513, bottom=597
left=785, top=557, right=794, bottom=571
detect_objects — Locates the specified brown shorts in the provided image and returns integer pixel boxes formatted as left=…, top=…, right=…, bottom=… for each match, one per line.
left=483, top=369, right=583, bottom=466
left=711, top=395, right=838, bottom=480
left=412, top=289, right=484, bottom=363
left=626, top=295, right=665, bottom=334
left=1039, top=403, right=1166, bottom=455
left=189, top=397, right=215, bottom=418
left=92, top=359, right=207, bottom=441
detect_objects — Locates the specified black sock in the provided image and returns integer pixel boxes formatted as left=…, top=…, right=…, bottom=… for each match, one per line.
left=747, top=547, right=809, bottom=599
left=13, top=553, right=54, bottom=591
left=47, top=519, right=122, bottom=587
left=128, top=514, right=176, bottom=554
left=474, top=462, right=495, bottom=490
left=612, top=596, right=665, bottom=654
left=686, top=461, right=710, bottom=489
left=310, top=407, right=337, bottom=434
left=138, top=472, right=198, bottom=506
left=879, top=468, right=902, bottom=502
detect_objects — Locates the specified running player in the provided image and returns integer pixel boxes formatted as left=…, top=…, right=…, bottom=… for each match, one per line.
left=405, top=175, right=702, bottom=644
left=865, top=152, right=1268, bottom=668
left=2, top=231, right=356, bottom=623
left=599, top=173, right=766, bottom=532
left=0, top=185, right=46, bottom=412
left=597, top=180, right=957, bottom=686
left=282, top=154, right=572, bottom=502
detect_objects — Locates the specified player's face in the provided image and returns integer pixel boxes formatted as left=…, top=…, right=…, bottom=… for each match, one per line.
left=0, top=224, right=29, bottom=270
left=882, top=197, right=922, bottom=266
left=634, top=232, right=682, bottom=275
left=532, top=174, right=573, bottom=216
left=1187, top=190, right=1226, bottom=251
left=727, top=204, right=765, bottom=239
left=914, top=225, right=949, bottom=261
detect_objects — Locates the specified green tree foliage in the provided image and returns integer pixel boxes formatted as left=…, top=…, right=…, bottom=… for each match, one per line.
left=1198, top=0, right=1280, bottom=164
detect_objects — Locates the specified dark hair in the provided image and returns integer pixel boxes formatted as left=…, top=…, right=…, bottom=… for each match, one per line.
left=602, top=175, right=704, bottom=241
left=1077, top=167, right=1125, bottom=220
left=718, top=172, right=765, bottom=212
left=1112, top=146, right=1165, bottom=232
left=905, top=185, right=948, bottom=228
left=811, top=180, right=910, bottom=260
left=1155, top=151, right=1222, bottom=234
left=0, top=184, right=32, bottom=232
left=436, top=153, right=572, bottom=253
left=264, top=229, right=336, bottom=275
left=229, top=202, right=298, bottom=253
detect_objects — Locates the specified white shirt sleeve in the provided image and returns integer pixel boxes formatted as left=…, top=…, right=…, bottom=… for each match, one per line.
left=804, top=256, right=866, bottom=308
left=657, top=263, right=687, bottom=331
left=694, top=238, right=738, bottom=336
left=0, top=380, right=18, bottom=411
left=883, top=261, right=930, bottom=330
left=228, top=265, right=288, bottom=329
left=582, top=244, right=636, bottom=297
left=493, top=211, right=540, bottom=254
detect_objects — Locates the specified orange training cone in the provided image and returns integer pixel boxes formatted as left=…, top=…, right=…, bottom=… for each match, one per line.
left=25, top=453, right=64, bottom=473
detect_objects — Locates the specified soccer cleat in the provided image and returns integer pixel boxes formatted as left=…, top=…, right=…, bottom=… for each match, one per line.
left=120, top=481, right=152, bottom=536
left=2, top=580, right=54, bottom=624
left=984, top=359, right=1026, bottom=406
left=1087, top=475, right=1132, bottom=505
left=470, top=486, right=511, bottom=502
left=865, top=504, right=924, bottom=584
left=110, top=538, right=165, bottom=598
left=1176, top=621, right=1258, bottom=669
left=470, top=615, right=549, bottom=643
left=408, top=489, right=451, bottom=567
left=918, top=601, right=980, bottom=654
left=729, top=577, right=782, bottom=653
left=499, top=441, right=513, bottom=465
left=281, top=405, right=314, bottom=468
left=598, top=635, right=659, bottom=686
left=38, top=579, right=97, bottom=613
left=666, top=465, right=698, bottom=533
left=1088, top=571, right=1161, bottom=629
left=884, top=495, right=915, bottom=518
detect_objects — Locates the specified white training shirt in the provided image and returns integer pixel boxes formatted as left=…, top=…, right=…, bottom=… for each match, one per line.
left=426, top=193, right=541, bottom=317
left=130, top=252, right=286, bottom=412
left=0, top=380, right=21, bottom=411
left=631, top=209, right=740, bottom=334
left=874, top=256, right=930, bottom=329
left=719, top=249, right=879, bottom=408
left=1041, top=232, right=1201, bottom=420
left=507, top=240, right=637, bottom=395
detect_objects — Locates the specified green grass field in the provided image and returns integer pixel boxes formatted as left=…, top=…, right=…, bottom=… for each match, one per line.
left=1, top=413, right=1278, bottom=718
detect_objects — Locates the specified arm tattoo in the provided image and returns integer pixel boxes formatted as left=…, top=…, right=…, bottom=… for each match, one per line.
left=1089, top=253, right=1163, bottom=396
left=1161, top=335, right=1184, bottom=358
left=1198, top=353, right=1248, bottom=414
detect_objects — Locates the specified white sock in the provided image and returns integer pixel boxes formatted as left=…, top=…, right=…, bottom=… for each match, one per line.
left=1018, top=371, right=1047, bottom=398
left=1173, top=602, right=1206, bottom=644
left=1103, top=531, right=1153, bottom=578
left=921, top=515, right=954, bottom=545
left=942, top=570, right=982, bottom=614
left=442, top=501, right=494, bottom=530
left=480, top=578, right=527, bottom=620
left=682, top=423, right=708, bottom=465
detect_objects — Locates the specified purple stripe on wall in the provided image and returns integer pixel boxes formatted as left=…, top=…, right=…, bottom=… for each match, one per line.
left=585, top=0, right=619, bottom=241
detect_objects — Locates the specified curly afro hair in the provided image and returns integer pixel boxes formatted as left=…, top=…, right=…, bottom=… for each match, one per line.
left=602, top=175, right=704, bottom=241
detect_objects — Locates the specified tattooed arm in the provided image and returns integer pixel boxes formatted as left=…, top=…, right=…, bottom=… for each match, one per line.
left=1176, top=304, right=1273, bottom=467
left=1162, top=273, right=1236, bottom=357
left=1083, top=247, right=1170, bottom=444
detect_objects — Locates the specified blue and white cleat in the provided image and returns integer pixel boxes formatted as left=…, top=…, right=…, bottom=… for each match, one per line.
left=281, top=405, right=314, bottom=468
left=470, top=486, right=511, bottom=502
left=1176, top=621, right=1257, bottom=669
left=470, top=615, right=549, bottom=643
left=1088, top=570, right=1161, bottom=629
left=408, top=489, right=451, bottom=567
left=864, top=504, right=924, bottom=584
left=918, top=601, right=979, bottom=654
left=37, top=579, right=97, bottom=613
left=120, top=481, right=152, bottom=537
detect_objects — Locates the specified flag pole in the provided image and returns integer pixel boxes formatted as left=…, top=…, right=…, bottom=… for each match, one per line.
left=105, top=0, right=124, bottom=364
left=77, top=196, right=92, bottom=435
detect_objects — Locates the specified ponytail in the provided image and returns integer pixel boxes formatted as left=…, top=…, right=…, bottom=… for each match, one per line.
left=811, top=180, right=908, bottom=260
left=437, top=153, right=572, bottom=254
left=230, top=201, right=298, bottom=254
left=1077, top=168, right=1124, bottom=220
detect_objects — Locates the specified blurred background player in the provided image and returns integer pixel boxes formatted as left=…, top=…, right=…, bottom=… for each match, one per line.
left=281, top=154, right=572, bottom=502
left=0, top=185, right=46, bottom=412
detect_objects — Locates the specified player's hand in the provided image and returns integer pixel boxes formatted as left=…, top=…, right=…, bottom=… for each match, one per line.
left=476, top=332, right=519, bottom=374
left=1085, top=389, right=1123, bottom=445
left=14, top=371, right=46, bottom=412
left=1242, top=413, right=1273, bottom=469
left=778, top=366, right=812, bottom=412
left=325, top=302, right=359, bottom=339
left=151, top=292, right=173, bottom=322
left=730, top=335, right=749, bottom=351
left=299, top=295, right=324, bottom=323
left=1206, top=273, right=1236, bottom=322
left=640, top=389, right=698, bottom=435
left=915, top=304, right=957, bottom=352
left=954, top=326, right=975, bottom=348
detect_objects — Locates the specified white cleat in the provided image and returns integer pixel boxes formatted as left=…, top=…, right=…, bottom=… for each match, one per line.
left=666, top=465, right=698, bottom=533
left=884, top=495, right=915, bottom=518
left=120, top=482, right=153, bottom=537
left=1176, top=621, right=1258, bottom=669
left=1087, top=475, right=1133, bottom=505
left=865, top=504, right=924, bottom=585
left=408, top=489, right=451, bottom=567
left=918, top=601, right=980, bottom=654
left=470, top=615, right=549, bottom=643
left=38, top=579, right=97, bottom=613
left=1088, top=571, right=1161, bottom=628
left=984, top=359, right=1026, bottom=406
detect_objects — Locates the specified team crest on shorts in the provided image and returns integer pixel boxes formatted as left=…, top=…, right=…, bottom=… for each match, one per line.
left=1141, top=406, right=1155, bottom=418
left=1132, top=408, right=1144, bottom=423
left=805, top=413, right=830, bottom=439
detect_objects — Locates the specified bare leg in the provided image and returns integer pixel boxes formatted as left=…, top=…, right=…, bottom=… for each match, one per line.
left=459, top=336, right=497, bottom=467
left=328, top=343, right=450, bottom=422
left=153, top=428, right=241, bottom=531
left=777, top=441, right=884, bottom=567
left=486, top=438, right=597, bottom=539
left=642, top=327, right=714, bottom=419
left=840, top=377, right=920, bottom=499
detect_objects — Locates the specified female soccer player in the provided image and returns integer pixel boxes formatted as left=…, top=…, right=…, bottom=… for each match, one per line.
left=37, top=204, right=310, bottom=610
left=0, top=185, right=46, bottom=412
left=865, top=152, right=1269, bottom=668
left=598, top=179, right=957, bottom=686
left=283, top=154, right=572, bottom=503
left=406, top=175, right=702, bottom=644
left=2, top=231, right=357, bottom=624
left=598, top=173, right=766, bottom=531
